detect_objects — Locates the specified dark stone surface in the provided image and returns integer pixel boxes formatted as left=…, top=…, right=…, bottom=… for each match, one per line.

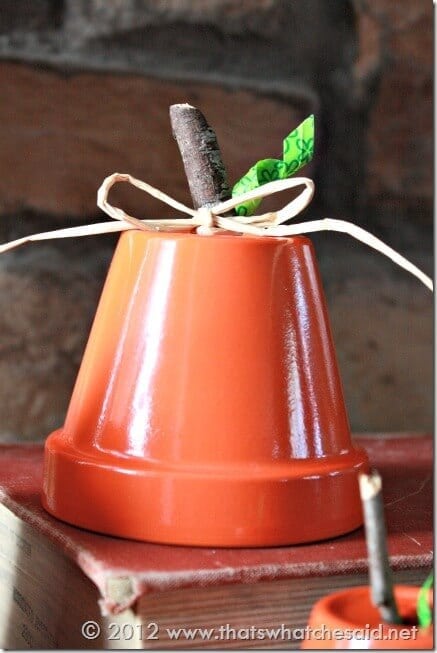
left=0, top=0, right=63, bottom=34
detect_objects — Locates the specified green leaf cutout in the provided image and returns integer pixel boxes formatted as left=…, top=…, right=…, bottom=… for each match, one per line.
left=417, top=571, right=433, bottom=628
left=232, top=114, right=315, bottom=216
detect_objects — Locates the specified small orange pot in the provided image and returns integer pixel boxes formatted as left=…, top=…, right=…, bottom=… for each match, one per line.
left=42, top=230, right=368, bottom=546
left=302, top=585, right=433, bottom=649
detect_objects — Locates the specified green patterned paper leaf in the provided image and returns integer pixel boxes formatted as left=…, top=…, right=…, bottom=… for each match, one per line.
left=232, top=114, right=315, bottom=216
left=283, top=114, right=315, bottom=174
left=231, top=164, right=261, bottom=216
left=417, top=572, right=433, bottom=628
left=256, top=159, right=289, bottom=184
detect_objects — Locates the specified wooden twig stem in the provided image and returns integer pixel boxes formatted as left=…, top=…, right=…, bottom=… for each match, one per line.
left=169, top=103, right=232, bottom=209
left=359, top=470, right=403, bottom=624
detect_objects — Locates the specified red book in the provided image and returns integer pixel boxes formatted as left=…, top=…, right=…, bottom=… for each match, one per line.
left=0, top=435, right=432, bottom=649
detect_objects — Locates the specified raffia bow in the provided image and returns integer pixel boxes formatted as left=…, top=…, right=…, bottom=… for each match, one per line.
left=0, top=172, right=433, bottom=292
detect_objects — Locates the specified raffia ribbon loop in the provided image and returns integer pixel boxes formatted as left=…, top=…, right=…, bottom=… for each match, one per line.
left=96, top=172, right=197, bottom=232
left=0, top=172, right=432, bottom=292
left=96, top=172, right=315, bottom=235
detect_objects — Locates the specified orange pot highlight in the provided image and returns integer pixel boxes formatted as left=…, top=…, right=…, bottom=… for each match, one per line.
left=43, top=230, right=368, bottom=546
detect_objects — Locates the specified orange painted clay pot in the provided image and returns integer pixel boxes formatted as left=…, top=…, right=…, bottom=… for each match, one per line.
left=42, top=230, right=368, bottom=546
left=302, top=586, right=433, bottom=649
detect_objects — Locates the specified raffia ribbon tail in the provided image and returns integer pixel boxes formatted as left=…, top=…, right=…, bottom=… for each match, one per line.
left=270, top=218, right=433, bottom=292
left=0, top=172, right=433, bottom=293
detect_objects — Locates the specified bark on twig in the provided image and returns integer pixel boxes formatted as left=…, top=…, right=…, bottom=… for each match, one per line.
left=359, top=470, right=403, bottom=624
left=169, top=103, right=232, bottom=209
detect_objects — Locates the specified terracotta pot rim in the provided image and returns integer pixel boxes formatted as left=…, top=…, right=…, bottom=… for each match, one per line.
left=43, top=429, right=367, bottom=546
left=50, top=429, right=367, bottom=477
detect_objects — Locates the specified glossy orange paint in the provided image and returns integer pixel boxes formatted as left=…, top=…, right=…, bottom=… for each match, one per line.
left=302, top=585, right=433, bottom=649
left=42, top=230, right=368, bottom=546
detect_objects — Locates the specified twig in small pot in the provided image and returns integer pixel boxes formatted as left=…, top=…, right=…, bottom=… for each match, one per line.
left=359, top=470, right=403, bottom=624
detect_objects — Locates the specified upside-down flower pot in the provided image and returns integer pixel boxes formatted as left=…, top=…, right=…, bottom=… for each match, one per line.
left=301, top=585, right=433, bottom=649
left=42, top=230, right=368, bottom=546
